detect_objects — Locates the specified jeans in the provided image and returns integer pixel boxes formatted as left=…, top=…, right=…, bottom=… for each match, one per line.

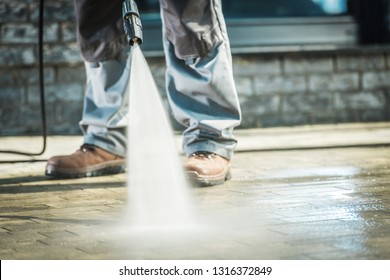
left=76, top=0, right=241, bottom=159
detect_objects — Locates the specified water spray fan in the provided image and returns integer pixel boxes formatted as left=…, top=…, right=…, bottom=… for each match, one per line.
left=122, top=0, right=143, bottom=46
left=122, top=0, right=195, bottom=226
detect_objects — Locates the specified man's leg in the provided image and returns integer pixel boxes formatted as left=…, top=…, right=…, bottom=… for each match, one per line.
left=80, top=50, right=130, bottom=158
left=45, top=0, right=129, bottom=178
left=160, top=0, right=242, bottom=185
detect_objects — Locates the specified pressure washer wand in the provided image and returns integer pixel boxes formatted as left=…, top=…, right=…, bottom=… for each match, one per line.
left=122, top=0, right=143, bottom=46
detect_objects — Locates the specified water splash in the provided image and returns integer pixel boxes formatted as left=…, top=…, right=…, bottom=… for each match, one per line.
left=126, top=45, right=195, bottom=229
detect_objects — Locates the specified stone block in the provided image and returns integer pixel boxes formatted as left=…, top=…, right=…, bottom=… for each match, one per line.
left=0, top=70, right=14, bottom=86
left=0, top=107, right=23, bottom=131
left=334, top=109, right=387, bottom=123
left=47, top=83, right=84, bottom=103
left=335, top=91, right=386, bottom=110
left=30, top=2, right=76, bottom=22
left=309, top=111, right=336, bottom=124
left=28, top=83, right=84, bottom=103
left=239, top=113, right=281, bottom=128
left=233, top=55, right=281, bottom=76
left=58, top=100, right=84, bottom=126
left=282, top=92, right=333, bottom=113
left=0, top=68, right=55, bottom=86
left=0, top=87, right=25, bottom=132
left=235, top=77, right=253, bottom=96
left=61, top=22, right=77, bottom=42
left=361, top=110, right=389, bottom=122
left=0, top=46, right=35, bottom=66
left=49, top=123, right=81, bottom=135
left=363, top=71, right=390, bottom=90
left=309, top=73, right=359, bottom=92
left=57, top=67, right=86, bottom=83
left=1, top=23, right=37, bottom=44
left=254, top=75, right=306, bottom=95
left=19, top=103, right=49, bottom=133
left=284, top=55, right=333, bottom=74
left=43, top=102, right=62, bottom=125
left=1, top=23, right=59, bottom=43
left=0, top=87, right=25, bottom=104
left=0, top=0, right=35, bottom=3
left=336, top=54, right=386, bottom=71
left=240, top=95, right=281, bottom=115
left=43, top=43, right=81, bottom=64
left=0, top=3, right=29, bottom=23
left=280, top=113, right=310, bottom=126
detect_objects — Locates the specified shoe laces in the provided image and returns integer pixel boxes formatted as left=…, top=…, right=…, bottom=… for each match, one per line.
left=189, top=151, right=215, bottom=160
left=79, top=144, right=96, bottom=153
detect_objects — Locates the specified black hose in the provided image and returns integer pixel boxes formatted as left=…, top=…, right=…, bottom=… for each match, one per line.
left=0, top=0, right=47, bottom=160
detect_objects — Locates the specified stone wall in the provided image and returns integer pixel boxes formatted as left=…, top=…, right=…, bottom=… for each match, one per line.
left=0, top=0, right=82, bottom=135
left=234, top=49, right=390, bottom=128
left=1, top=0, right=390, bottom=135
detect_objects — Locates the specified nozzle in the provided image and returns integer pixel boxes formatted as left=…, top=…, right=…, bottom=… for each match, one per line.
left=122, top=0, right=143, bottom=46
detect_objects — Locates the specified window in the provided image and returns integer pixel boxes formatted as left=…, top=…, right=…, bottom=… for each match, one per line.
left=313, top=0, right=347, bottom=14
left=138, top=0, right=388, bottom=54
left=138, top=0, right=349, bottom=17
left=221, top=0, right=356, bottom=52
left=222, top=0, right=348, bottom=18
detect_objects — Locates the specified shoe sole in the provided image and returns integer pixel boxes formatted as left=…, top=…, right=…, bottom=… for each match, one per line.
left=186, top=169, right=231, bottom=187
left=45, top=162, right=126, bottom=179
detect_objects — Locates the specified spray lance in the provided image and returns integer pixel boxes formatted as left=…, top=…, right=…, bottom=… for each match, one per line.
left=122, top=0, right=143, bottom=46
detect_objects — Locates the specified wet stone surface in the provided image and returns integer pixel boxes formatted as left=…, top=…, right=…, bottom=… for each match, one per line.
left=0, top=132, right=390, bottom=259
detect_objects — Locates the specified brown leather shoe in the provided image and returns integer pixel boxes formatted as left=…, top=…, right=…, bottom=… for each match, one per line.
left=45, top=144, right=126, bottom=178
left=184, top=152, right=231, bottom=186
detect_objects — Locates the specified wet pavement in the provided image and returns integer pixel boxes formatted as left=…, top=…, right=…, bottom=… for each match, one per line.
left=0, top=123, right=390, bottom=260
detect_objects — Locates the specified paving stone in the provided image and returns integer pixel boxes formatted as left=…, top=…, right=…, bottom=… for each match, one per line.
left=0, top=125, right=390, bottom=259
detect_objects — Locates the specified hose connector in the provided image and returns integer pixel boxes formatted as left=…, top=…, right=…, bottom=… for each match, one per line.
left=122, top=0, right=143, bottom=46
